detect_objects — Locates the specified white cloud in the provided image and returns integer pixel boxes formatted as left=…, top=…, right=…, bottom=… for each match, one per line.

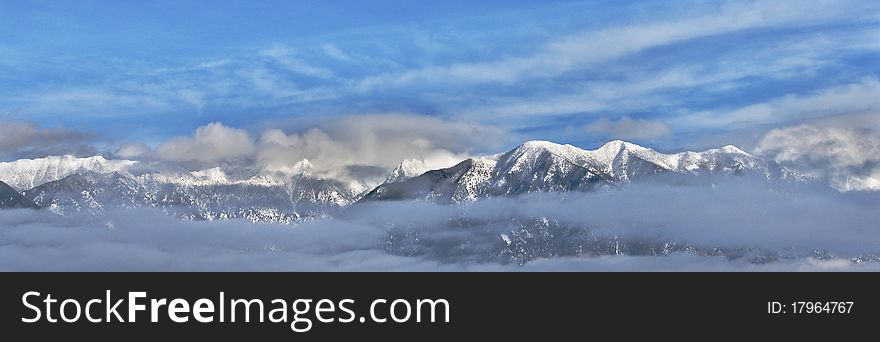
left=23, top=88, right=174, bottom=117
left=355, top=0, right=869, bottom=91
left=455, top=26, right=879, bottom=124
left=141, top=115, right=508, bottom=180
left=320, top=44, right=357, bottom=63
left=679, top=78, right=880, bottom=129
left=585, top=116, right=672, bottom=140
left=115, top=143, right=151, bottom=159
left=155, top=122, right=256, bottom=164
left=755, top=115, right=880, bottom=191
left=261, top=44, right=336, bottom=80
left=256, top=114, right=507, bottom=179
left=1, top=179, right=877, bottom=271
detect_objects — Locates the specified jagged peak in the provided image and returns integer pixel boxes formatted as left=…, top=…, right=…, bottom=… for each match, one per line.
left=396, top=158, right=426, bottom=169
left=385, top=159, right=429, bottom=183
left=262, top=158, right=314, bottom=176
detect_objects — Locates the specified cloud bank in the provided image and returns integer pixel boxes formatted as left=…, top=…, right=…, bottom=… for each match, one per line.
left=130, top=114, right=508, bottom=180
left=155, top=122, right=256, bottom=164
left=1, top=179, right=877, bottom=271
left=256, top=114, right=507, bottom=174
left=356, top=1, right=870, bottom=91
left=0, top=120, right=97, bottom=160
left=756, top=114, right=880, bottom=191
left=681, top=78, right=880, bottom=129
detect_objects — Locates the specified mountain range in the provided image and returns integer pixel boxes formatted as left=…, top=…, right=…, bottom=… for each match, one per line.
left=0, top=140, right=809, bottom=218
left=21, top=168, right=360, bottom=223
left=0, top=155, right=136, bottom=192
left=361, top=140, right=804, bottom=203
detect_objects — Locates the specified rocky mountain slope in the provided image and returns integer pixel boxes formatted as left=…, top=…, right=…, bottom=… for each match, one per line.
left=0, top=180, right=35, bottom=208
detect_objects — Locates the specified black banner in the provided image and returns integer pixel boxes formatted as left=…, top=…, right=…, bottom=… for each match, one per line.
left=1, top=273, right=876, bottom=339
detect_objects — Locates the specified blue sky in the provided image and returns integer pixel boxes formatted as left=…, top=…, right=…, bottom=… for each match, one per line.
left=1, top=0, right=878, bottom=156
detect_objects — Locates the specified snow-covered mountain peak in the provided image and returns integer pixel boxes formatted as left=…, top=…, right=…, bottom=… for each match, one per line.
left=595, top=139, right=648, bottom=151
left=361, top=139, right=807, bottom=204
left=588, top=139, right=656, bottom=161
left=512, top=139, right=660, bottom=169
left=0, top=155, right=136, bottom=191
left=713, top=145, right=749, bottom=155
left=386, top=159, right=430, bottom=183
left=517, top=140, right=581, bottom=153
left=262, top=158, right=314, bottom=176
left=519, top=140, right=565, bottom=149
left=295, top=158, right=314, bottom=172
left=510, top=140, right=585, bottom=163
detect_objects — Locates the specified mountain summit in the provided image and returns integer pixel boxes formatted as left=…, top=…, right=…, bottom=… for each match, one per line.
left=385, top=159, right=431, bottom=184
left=361, top=140, right=802, bottom=203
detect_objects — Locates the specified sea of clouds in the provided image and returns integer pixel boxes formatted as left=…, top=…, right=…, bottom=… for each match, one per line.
left=1, top=177, right=877, bottom=271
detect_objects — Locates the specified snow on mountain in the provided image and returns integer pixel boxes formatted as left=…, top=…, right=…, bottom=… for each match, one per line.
left=146, top=168, right=280, bottom=187
left=362, top=142, right=613, bottom=203
left=143, top=159, right=320, bottom=188
left=190, top=167, right=229, bottom=183
left=0, top=153, right=357, bottom=221
left=3, top=140, right=812, bottom=221
left=0, top=180, right=35, bottom=208
left=834, top=176, right=880, bottom=192
left=361, top=140, right=804, bottom=203
left=503, top=140, right=801, bottom=182
left=385, top=159, right=431, bottom=183
left=0, top=155, right=136, bottom=191
left=24, top=167, right=359, bottom=223
left=263, top=158, right=315, bottom=177
left=0, top=153, right=369, bottom=222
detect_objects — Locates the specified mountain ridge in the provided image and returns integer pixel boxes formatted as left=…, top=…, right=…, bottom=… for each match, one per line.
left=0, top=155, right=136, bottom=191
left=361, top=140, right=805, bottom=203
left=1, top=140, right=812, bottom=220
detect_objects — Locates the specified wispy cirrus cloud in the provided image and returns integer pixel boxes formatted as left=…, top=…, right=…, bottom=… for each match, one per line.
left=676, top=78, right=880, bottom=130
left=456, top=26, right=879, bottom=125
left=354, top=0, right=874, bottom=92
left=1, top=0, right=877, bottom=152
left=260, top=44, right=338, bottom=80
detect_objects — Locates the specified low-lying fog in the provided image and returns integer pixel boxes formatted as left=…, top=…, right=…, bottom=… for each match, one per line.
left=1, top=178, right=878, bottom=271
